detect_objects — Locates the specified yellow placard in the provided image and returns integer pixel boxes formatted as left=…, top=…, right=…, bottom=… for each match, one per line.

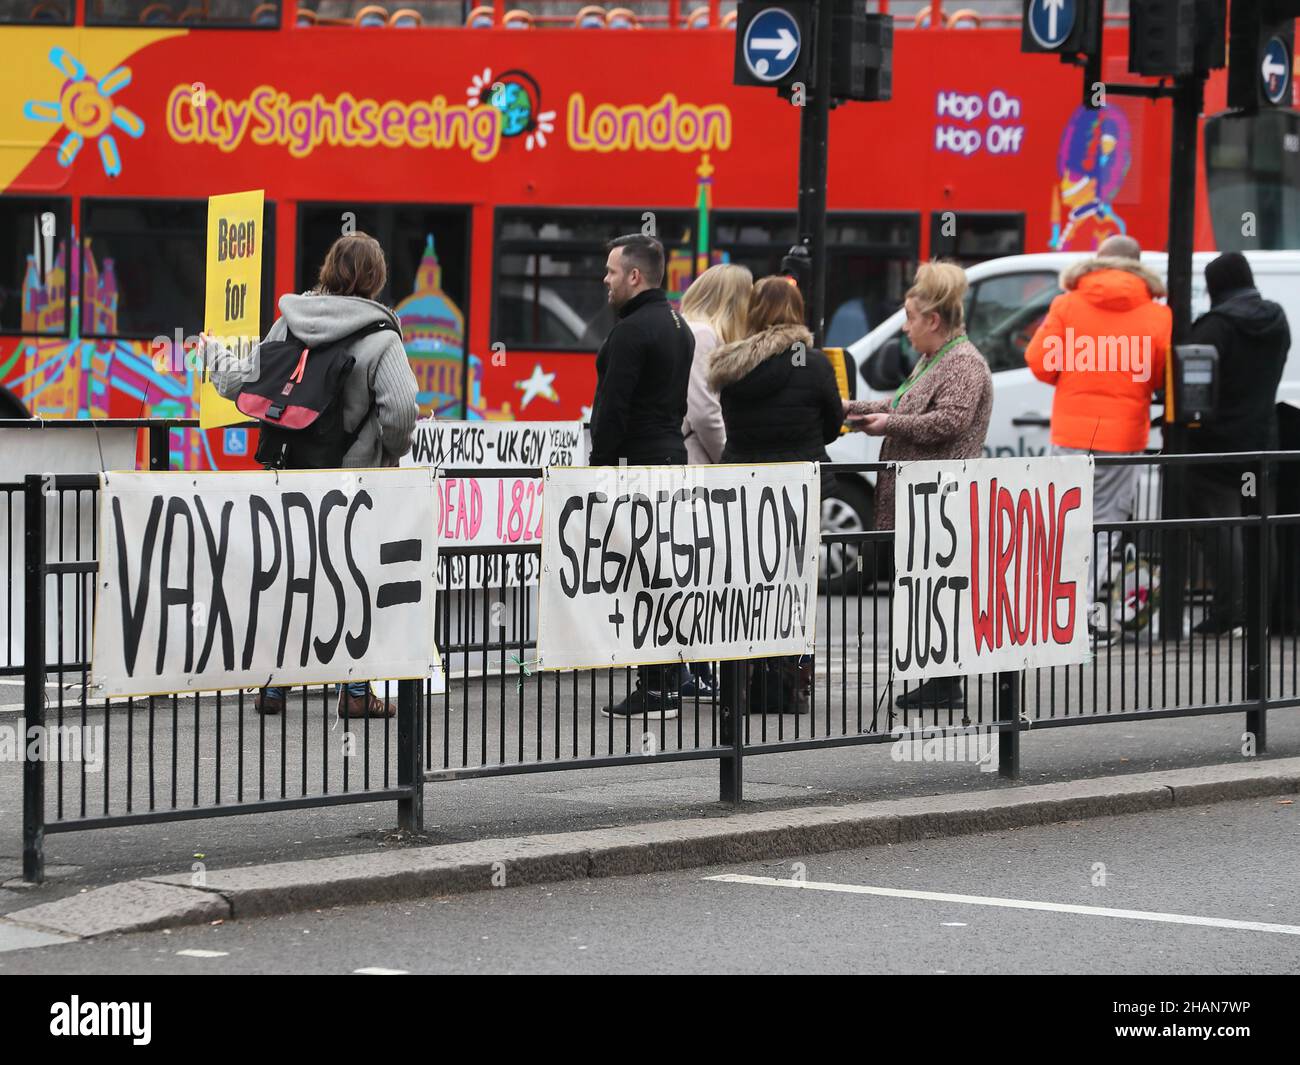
left=200, top=190, right=265, bottom=430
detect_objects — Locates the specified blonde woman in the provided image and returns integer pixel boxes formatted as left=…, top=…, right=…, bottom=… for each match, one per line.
left=843, top=261, right=993, bottom=712
left=680, top=263, right=753, bottom=464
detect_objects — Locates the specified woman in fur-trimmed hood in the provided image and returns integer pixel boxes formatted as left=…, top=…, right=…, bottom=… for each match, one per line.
left=709, top=277, right=846, bottom=494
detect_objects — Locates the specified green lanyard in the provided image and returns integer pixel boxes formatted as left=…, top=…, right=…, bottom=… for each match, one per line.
left=891, top=334, right=966, bottom=410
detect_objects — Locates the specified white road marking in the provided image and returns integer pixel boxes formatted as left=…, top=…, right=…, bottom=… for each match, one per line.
left=175, top=949, right=228, bottom=958
left=353, top=967, right=408, bottom=975
left=705, top=875, right=1300, bottom=936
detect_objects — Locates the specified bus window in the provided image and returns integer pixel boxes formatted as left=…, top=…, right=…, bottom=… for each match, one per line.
left=0, top=197, right=69, bottom=336
left=296, top=1, right=459, bottom=25
left=494, top=209, right=694, bottom=351
left=1206, top=109, right=1300, bottom=252
left=1, top=0, right=72, bottom=23
left=929, top=211, right=1025, bottom=268
left=87, top=0, right=280, bottom=26
left=296, top=204, right=469, bottom=326
left=965, top=271, right=1058, bottom=373
left=82, top=199, right=275, bottom=341
left=713, top=211, right=918, bottom=347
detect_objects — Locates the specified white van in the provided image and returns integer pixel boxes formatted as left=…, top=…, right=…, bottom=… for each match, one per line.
left=821, top=250, right=1300, bottom=581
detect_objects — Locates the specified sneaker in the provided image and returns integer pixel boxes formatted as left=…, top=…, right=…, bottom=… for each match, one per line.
left=337, top=688, right=396, bottom=719
left=679, top=673, right=716, bottom=698
left=894, top=676, right=965, bottom=710
left=602, top=686, right=679, bottom=720
left=1191, top=616, right=1245, bottom=638
left=254, top=689, right=285, bottom=716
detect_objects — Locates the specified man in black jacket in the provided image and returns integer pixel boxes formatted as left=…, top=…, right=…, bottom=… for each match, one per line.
left=1185, top=252, right=1289, bottom=636
left=590, top=233, right=693, bottom=718
left=589, top=234, right=693, bottom=465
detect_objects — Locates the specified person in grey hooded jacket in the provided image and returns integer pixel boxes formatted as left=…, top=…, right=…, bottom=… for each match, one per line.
left=211, top=232, right=419, bottom=468
left=208, top=232, right=420, bottom=717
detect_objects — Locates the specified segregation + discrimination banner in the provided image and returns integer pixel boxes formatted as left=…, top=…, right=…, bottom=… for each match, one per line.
left=891, top=456, right=1093, bottom=683
left=91, top=468, right=438, bottom=697
left=537, top=464, right=820, bottom=670
left=403, top=419, right=586, bottom=589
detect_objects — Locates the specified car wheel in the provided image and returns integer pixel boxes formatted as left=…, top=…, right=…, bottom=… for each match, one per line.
left=819, top=479, right=882, bottom=593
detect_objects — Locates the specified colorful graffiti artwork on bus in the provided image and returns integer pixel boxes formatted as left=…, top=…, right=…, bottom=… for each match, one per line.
left=468, top=69, right=556, bottom=152
left=394, top=233, right=487, bottom=419
left=23, top=47, right=145, bottom=178
left=1050, top=105, right=1133, bottom=251
left=1, top=233, right=212, bottom=468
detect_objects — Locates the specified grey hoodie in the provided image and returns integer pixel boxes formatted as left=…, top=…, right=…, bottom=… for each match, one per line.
left=212, top=293, right=420, bottom=467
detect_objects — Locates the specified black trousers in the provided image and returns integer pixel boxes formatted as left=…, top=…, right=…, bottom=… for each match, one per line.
left=610, top=447, right=687, bottom=694
left=1184, top=463, right=1258, bottom=625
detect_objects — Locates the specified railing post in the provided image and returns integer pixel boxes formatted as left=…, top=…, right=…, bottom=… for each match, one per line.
left=148, top=422, right=170, bottom=471
left=719, top=660, right=746, bottom=803
left=1245, top=457, right=1269, bottom=753
left=23, top=475, right=47, bottom=883
left=396, top=677, right=424, bottom=831
left=997, top=670, right=1020, bottom=779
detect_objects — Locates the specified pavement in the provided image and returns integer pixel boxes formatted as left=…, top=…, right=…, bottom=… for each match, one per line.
left=1, top=755, right=1297, bottom=950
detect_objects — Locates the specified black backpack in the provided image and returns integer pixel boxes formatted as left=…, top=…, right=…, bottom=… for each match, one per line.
left=236, top=319, right=397, bottom=470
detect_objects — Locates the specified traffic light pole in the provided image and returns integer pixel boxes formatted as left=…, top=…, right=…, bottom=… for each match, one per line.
left=796, top=0, right=834, bottom=347
left=1158, top=70, right=1204, bottom=641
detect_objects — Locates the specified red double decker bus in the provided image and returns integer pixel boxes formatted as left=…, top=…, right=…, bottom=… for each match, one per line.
left=0, top=1, right=1293, bottom=471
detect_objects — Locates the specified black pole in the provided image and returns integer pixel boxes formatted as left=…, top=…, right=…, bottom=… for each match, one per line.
left=23, top=475, right=47, bottom=883
left=396, top=678, right=424, bottom=832
left=796, top=0, right=833, bottom=347
left=997, top=671, right=1020, bottom=779
left=1158, top=71, right=1205, bottom=641
left=718, top=660, right=745, bottom=803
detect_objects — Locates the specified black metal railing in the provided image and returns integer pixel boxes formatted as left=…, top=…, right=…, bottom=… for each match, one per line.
left=6, top=448, right=1298, bottom=882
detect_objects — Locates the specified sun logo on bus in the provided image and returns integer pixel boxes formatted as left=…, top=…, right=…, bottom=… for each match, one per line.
left=22, top=47, right=144, bottom=178
left=467, top=67, right=555, bottom=151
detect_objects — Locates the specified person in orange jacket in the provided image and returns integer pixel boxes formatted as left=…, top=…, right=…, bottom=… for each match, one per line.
left=1024, top=235, right=1171, bottom=641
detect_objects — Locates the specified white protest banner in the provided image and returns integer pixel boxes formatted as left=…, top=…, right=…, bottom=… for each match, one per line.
left=91, top=468, right=438, bottom=697
left=537, top=464, right=820, bottom=670
left=405, top=420, right=585, bottom=589
left=405, top=420, right=586, bottom=468
left=0, top=427, right=138, bottom=669
left=891, top=456, right=1093, bottom=683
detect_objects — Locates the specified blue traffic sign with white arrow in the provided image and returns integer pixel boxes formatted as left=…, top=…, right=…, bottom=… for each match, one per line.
left=1261, top=36, right=1291, bottom=106
left=742, top=7, right=802, bottom=83
left=1027, top=0, right=1076, bottom=50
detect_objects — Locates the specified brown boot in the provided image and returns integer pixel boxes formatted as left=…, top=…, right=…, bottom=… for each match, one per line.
left=337, top=688, right=395, bottom=719
left=255, top=689, right=285, bottom=716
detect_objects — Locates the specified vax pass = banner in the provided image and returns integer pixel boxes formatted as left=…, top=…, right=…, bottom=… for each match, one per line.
left=91, top=468, right=438, bottom=697
left=891, top=457, right=1093, bottom=682
left=537, top=464, right=820, bottom=670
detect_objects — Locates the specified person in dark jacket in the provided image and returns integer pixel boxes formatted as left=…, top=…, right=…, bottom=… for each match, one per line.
left=709, top=277, right=844, bottom=714
left=590, top=233, right=694, bottom=719
left=1184, top=252, right=1289, bottom=636
left=588, top=234, right=693, bottom=467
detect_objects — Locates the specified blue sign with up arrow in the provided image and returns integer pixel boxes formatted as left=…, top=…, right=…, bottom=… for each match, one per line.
left=1261, top=36, right=1291, bottom=106
left=742, top=7, right=802, bottom=83
left=1027, top=0, right=1076, bottom=50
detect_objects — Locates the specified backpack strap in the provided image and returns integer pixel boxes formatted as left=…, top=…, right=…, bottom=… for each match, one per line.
left=320, top=318, right=397, bottom=353
left=331, top=319, right=400, bottom=461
